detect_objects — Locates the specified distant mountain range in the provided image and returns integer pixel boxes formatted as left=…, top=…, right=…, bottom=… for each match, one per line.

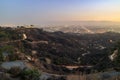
left=39, top=21, right=120, bottom=26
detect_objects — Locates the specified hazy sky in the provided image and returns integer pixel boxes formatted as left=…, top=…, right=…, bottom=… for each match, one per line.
left=0, top=0, right=120, bottom=25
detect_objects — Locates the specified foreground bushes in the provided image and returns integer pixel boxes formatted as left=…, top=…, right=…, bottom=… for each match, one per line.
left=8, top=67, right=41, bottom=80
left=20, top=68, right=41, bottom=80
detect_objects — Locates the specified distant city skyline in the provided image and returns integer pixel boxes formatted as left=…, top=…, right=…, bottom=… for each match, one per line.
left=0, top=0, right=120, bottom=25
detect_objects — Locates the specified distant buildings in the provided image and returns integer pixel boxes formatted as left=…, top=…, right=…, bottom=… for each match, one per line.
left=17, top=25, right=34, bottom=28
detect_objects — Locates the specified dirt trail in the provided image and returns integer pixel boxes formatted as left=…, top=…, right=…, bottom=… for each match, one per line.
left=0, top=39, right=48, bottom=45
left=0, top=39, right=22, bottom=44
left=66, top=74, right=87, bottom=80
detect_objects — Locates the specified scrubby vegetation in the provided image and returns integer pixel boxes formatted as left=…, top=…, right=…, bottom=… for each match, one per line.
left=0, top=45, right=15, bottom=61
left=0, top=27, right=120, bottom=80
left=0, top=27, right=20, bottom=41
left=20, top=68, right=41, bottom=80
left=112, top=41, right=120, bottom=69
left=7, top=67, right=41, bottom=80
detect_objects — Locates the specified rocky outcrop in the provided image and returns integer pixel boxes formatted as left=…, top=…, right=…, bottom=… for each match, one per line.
left=1, top=61, right=30, bottom=70
left=109, top=49, right=118, bottom=61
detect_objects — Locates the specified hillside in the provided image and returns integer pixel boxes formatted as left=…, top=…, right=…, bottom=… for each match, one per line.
left=0, top=27, right=120, bottom=80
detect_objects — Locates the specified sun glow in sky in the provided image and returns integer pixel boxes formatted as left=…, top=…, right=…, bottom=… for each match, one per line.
left=0, top=0, right=120, bottom=25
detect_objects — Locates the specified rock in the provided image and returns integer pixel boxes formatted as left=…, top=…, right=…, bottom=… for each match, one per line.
left=40, top=72, right=66, bottom=80
left=1, top=61, right=28, bottom=70
left=40, top=73, right=51, bottom=80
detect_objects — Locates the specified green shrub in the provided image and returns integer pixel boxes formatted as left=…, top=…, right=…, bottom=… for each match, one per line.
left=20, top=68, right=41, bottom=80
left=0, top=45, right=14, bottom=54
left=0, top=45, right=16, bottom=61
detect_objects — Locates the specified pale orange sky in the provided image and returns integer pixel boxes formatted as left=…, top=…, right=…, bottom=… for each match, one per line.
left=0, top=0, right=120, bottom=25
